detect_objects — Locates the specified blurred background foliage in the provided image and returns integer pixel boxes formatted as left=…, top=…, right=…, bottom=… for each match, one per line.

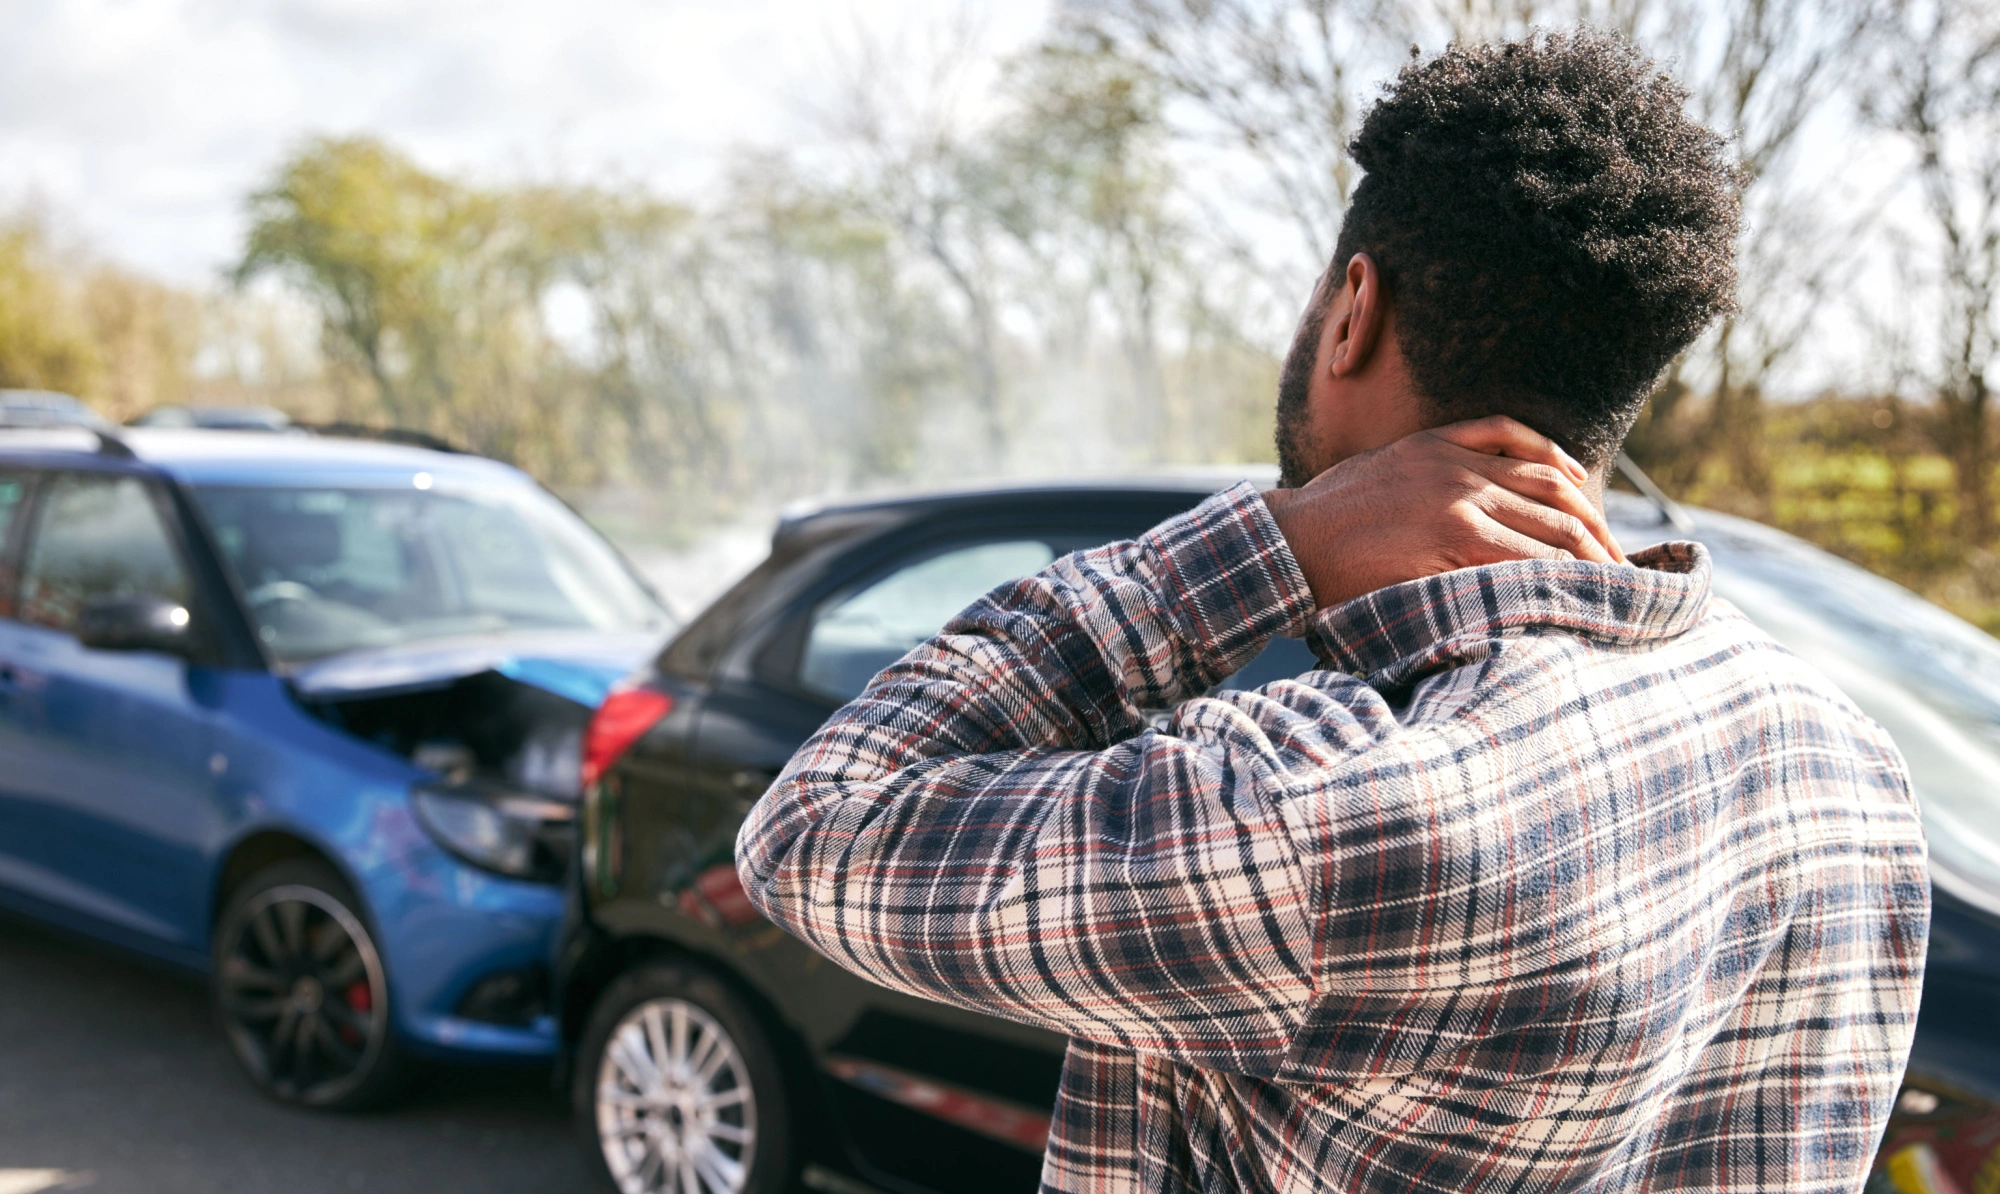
left=1, top=0, right=1998, bottom=632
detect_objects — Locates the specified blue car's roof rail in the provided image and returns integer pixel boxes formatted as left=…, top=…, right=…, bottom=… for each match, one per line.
left=93, top=429, right=137, bottom=459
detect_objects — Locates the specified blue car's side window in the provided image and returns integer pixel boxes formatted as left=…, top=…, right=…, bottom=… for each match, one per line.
left=19, top=474, right=190, bottom=634
left=0, top=471, right=29, bottom=618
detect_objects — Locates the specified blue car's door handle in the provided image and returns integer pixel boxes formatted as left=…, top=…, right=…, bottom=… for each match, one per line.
left=0, top=660, right=45, bottom=695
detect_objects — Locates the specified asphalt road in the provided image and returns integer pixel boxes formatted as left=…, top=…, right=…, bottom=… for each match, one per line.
left=0, top=913, right=592, bottom=1194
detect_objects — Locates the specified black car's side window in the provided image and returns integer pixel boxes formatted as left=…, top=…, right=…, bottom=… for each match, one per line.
left=798, top=538, right=1059, bottom=703
left=788, top=527, right=1319, bottom=707
left=19, top=473, right=191, bottom=634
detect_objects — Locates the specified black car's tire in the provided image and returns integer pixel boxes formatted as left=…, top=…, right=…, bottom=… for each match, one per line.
left=211, top=858, right=401, bottom=1111
left=575, top=960, right=795, bottom=1194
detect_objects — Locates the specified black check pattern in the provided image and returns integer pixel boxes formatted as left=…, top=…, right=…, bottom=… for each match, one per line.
left=737, top=482, right=1929, bottom=1193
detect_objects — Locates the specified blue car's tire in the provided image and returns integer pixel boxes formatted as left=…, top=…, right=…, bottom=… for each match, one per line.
left=212, top=858, right=401, bottom=1111
left=575, top=961, right=795, bottom=1194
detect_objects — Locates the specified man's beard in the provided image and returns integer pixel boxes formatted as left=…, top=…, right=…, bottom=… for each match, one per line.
left=1273, top=305, right=1326, bottom=489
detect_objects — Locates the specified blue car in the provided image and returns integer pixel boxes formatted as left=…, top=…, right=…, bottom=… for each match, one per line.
left=0, top=426, right=674, bottom=1108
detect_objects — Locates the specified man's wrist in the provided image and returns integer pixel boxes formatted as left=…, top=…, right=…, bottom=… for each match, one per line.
left=1148, top=483, right=1316, bottom=678
left=1260, top=485, right=1333, bottom=610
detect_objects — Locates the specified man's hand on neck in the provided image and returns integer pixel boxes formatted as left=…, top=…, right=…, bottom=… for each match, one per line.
left=1263, top=415, right=1625, bottom=610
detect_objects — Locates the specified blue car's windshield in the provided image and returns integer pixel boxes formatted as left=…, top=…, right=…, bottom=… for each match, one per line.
left=194, top=482, right=670, bottom=663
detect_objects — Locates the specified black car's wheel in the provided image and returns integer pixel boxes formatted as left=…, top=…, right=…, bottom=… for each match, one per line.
left=576, top=961, right=794, bottom=1194
left=212, top=858, right=399, bottom=1110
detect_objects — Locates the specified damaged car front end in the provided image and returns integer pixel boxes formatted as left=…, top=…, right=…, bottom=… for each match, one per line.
left=273, top=632, right=661, bottom=1045
left=293, top=636, right=650, bottom=887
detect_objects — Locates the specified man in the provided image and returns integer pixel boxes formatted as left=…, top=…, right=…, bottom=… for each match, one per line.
left=737, top=30, right=1928, bottom=1194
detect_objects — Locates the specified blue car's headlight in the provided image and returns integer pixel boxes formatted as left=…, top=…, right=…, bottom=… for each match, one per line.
left=413, top=786, right=575, bottom=884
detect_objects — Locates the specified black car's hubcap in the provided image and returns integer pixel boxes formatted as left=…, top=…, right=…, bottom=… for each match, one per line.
left=219, top=885, right=387, bottom=1104
left=597, top=997, right=756, bottom=1194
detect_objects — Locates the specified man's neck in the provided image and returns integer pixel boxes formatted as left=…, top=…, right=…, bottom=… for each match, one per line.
left=1583, top=469, right=1608, bottom=515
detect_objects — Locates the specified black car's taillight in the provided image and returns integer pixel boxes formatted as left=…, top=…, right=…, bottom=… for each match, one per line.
left=581, top=684, right=674, bottom=789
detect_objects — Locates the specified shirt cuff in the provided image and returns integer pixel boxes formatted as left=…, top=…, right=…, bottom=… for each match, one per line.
left=1146, top=480, right=1317, bottom=680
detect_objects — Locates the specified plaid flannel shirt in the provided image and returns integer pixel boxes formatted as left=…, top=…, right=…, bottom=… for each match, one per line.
left=736, top=482, right=1929, bottom=1193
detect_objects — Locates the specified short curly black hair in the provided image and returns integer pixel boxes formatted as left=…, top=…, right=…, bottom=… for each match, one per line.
left=1328, top=29, right=1740, bottom=467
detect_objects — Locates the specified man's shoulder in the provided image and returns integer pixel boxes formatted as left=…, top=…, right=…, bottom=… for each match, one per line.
left=1684, top=595, right=1882, bottom=718
left=1453, top=594, right=1899, bottom=756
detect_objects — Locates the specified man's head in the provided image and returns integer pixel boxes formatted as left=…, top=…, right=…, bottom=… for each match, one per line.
left=1275, top=30, right=1742, bottom=488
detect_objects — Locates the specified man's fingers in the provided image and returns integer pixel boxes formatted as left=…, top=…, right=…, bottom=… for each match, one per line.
left=1429, top=416, right=1588, bottom=481
left=1459, top=454, right=1627, bottom=562
left=1459, top=508, right=1575, bottom=565
left=1477, top=491, right=1617, bottom=564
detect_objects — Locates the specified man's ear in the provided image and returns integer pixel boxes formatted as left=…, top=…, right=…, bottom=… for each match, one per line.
left=1329, top=253, right=1385, bottom=379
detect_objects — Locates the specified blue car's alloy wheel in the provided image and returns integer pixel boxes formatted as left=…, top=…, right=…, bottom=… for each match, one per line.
left=213, top=859, right=398, bottom=1110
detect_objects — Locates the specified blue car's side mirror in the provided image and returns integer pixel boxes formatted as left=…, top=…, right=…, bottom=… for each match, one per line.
left=76, top=595, right=196, bottom=658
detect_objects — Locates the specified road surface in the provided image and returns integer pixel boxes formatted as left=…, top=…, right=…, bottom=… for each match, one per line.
left=0, top=914, right=591, bottom=1193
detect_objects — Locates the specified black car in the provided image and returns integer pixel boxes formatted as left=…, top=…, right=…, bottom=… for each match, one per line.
left=558, top=473, right=2000, bottom=1194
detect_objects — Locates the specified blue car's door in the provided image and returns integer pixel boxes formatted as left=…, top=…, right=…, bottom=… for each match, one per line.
left=0, top=465, right=48, bottom=911
left=0, top=469, right=221, bottom=961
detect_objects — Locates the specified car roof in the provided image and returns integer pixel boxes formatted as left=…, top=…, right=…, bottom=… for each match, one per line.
left=0, top=389, right=95, bottom=410
left=0, top=389, right=113, bottom=429
left=772, top=466, right=1280, bottom=550
left=0, top=426, right=530, bottom=488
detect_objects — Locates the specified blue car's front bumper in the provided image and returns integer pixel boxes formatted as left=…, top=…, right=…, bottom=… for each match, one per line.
left=352, top=819, right=568, bottom=1060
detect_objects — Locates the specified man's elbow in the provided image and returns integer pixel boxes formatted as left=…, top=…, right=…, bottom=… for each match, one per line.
left=731, top=796, right=785, bottom=911
left=731, top=775, right=823, bottom=923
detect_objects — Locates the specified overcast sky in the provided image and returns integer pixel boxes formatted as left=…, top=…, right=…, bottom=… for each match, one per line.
left=1, top=0, right=1049, bottom=283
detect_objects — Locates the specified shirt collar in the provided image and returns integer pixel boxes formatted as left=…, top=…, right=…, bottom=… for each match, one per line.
left=1304, top=542, right=1713, bottom=690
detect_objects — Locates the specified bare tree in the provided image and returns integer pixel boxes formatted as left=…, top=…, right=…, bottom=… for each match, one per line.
left=1658, top=0, right=1876, bottom=506
left=981, top=36, right=1184, bottom=460
left=1867, top=0, right=2000, bottom=543
left=809, top=16, right=1016, bottom=453
left=1063, top=0, right=1412, bottom=295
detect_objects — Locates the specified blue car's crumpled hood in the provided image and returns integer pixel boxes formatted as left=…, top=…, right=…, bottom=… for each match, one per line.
left=285, top=630, right=660, bottom=709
